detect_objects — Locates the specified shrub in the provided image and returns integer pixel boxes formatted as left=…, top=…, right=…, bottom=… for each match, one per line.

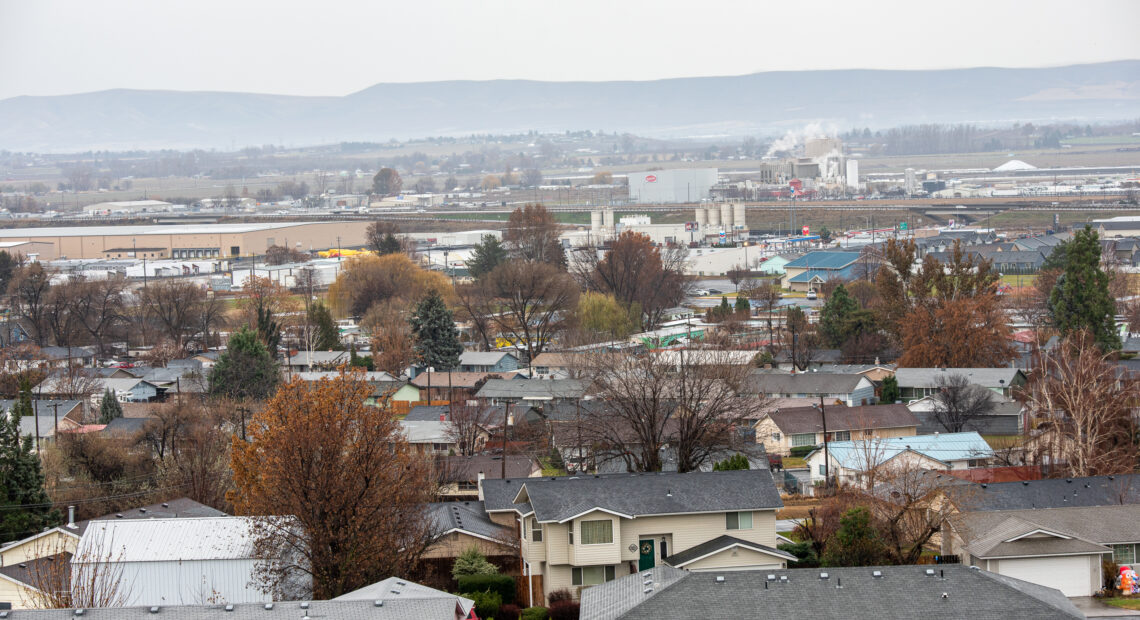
left=521, top=607, right=550, bottom=620
left=549, top=599, right=580, bottom=620
left=499, top=603, right=522, bottom=620
left=464, top=590, right=501, bottom=620
left=452, top=546, right=499, bottom=579
left=546, top=589, right=574, bottom=604
left=789, top=445, right=816, bottom=458
left=778, top=540, right=819, bottom=568
left=458, top=574, right=515, bottom=605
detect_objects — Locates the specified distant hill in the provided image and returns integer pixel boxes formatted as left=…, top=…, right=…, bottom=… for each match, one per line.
left=1, top=61, right=1138, bottom=152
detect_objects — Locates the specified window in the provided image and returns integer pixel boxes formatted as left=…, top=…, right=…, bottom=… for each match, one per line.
left=531, top=518, right=543, bottom=542
left=432, top=443, right=450, bottom=453
left=580, top=519, right=613, bottom=545
left=1114, top=544, right=1136, bottom=564
left=818, top=464, right=827, bottom=476
left=230, top=246, right=240, bottom=256
left=791, top=433, right=816, bottom=447
left=833, top=431, right=850, bottom=441
left=572, top=565, right=616, bottom=586
left=568, top=529, right=574, bottom=545
left=772, top=432, right=781, bottom=442
left=726, top=511, right=753, bottom=530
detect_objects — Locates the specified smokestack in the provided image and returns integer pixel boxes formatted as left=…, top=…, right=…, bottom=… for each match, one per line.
left=67, top=506, right=76, bottom=529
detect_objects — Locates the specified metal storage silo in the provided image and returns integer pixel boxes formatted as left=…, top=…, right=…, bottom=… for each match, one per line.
left=707, top=207, right=720, bottom=227
left=695, top=208, right=707, bottom=227
left=591, top=210, right=603, bottom=234
left=720, top=204, right=732, bottom=229
left=733, top=203, right=746, bottom=229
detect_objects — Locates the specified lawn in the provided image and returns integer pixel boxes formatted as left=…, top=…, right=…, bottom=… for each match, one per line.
left=783, top=456, right=807, bottom=468
left=1102, top=597, right=1140, bottom=610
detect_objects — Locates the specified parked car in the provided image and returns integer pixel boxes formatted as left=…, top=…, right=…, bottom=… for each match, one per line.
left=806, top=290, right=818, bottom=300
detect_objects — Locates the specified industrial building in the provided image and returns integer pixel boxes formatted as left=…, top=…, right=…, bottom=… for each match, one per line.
left=0, top=222, right=367, bottom=260
left=627, top=168, right=718, bottom=204
left=82, top=200, right=175, bottom=215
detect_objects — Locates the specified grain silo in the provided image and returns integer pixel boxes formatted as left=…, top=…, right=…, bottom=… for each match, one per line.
left=695, top=207, right=707, bottom=227
left=707, top=206, right=720, bottom=227
left=733, top=203, right=746, bottom=230
left=603, top=209, right=615, bottom=229
left=720, top=204, right=732, bottom=229
left=591, top=210, right=603, bottom=234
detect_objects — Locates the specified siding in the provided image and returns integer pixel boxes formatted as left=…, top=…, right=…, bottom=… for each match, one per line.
left=569, top=512, right=621, bottom=566
left=0, top=578, right=36, bottom=609
left=683, top=546, right=785, bottom=571
left=0, top=531, right=77, bottom=567
left=78, top=559, right=270, bottom=606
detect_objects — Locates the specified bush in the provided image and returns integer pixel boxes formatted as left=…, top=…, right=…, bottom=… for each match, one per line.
left=458, top=574, right=515, bottom=605
left=547, top=589, right=574, bottom=604
left=452, top=546, right=499, bottom=579
left=499, top=603, right=522, bottom=620
left=549, top=600, right=580, bottom=620
left=778, top=540, right=819, bottom=568
left=521, top=607, right=550, bottom=620
left=464, top=590, right=502, bottom=620
left=789, top=445, right=816, bottom=458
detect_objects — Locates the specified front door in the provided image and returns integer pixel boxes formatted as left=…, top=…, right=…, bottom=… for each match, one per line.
left=638, top=539, right=655, bottom=571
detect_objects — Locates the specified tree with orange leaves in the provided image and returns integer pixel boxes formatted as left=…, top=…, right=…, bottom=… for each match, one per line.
left=229, top=370, right=439, bottom=599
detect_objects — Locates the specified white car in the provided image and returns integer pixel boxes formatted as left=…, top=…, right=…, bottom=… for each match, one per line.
left=806, top=290, right=818, bottom=300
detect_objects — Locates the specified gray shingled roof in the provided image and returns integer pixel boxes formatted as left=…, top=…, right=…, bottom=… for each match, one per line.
left=428, top=501, right=512, bottom=543
left=334, top=576, right=473, bottom=616
left=517, top=470, right=783, bottom=522
left=664, top=534, right=797, bottom=567
left=962, top=473, right=1140, bottom=511
left=745, top=372, right=867, bottom=395
left=951, top=504, right=1140, bottom=559
left=893, top=368, right=1024, bottom=389
left=0, top=599, right=463, bottom=619
left=579, top=564, right=1082, bottom=620
left=765, top=405, right=918, bottom=434
left=475, top=378, right=588, bottom=400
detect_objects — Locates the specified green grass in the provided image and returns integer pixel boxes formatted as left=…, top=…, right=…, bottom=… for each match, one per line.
left=998, top=274, right=1036, bottom=287
left=783, top=456, right=807, bottom=468
left=1102, top=597, right=1140, bottom=610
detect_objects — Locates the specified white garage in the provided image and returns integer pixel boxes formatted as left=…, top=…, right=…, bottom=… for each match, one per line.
left=990, top=554, right=1102, bottom=597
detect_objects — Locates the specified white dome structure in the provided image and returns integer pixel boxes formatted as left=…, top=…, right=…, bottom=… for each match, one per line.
left=993, top=159, right=1037, bottom=172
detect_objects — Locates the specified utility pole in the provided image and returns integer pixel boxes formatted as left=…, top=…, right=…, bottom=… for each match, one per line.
left=814, top=396, right=829, bottom=487
left=501, top=401, right=513, bottom=479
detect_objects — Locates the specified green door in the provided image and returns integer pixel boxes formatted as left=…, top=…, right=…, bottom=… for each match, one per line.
left=638, top=539, right=655, bottom=571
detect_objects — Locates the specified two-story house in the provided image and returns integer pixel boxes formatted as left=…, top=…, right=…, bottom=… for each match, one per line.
left=479, top=470, right=792, bottom=605
left=754, top=404, right=918, bottom=456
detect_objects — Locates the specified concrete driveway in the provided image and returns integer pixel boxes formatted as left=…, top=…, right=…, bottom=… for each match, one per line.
left=1070, top=597, right=1140, bottom=618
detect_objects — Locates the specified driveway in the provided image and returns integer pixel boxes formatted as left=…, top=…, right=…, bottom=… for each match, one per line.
left=1070, top=597, right=1140, bottom=618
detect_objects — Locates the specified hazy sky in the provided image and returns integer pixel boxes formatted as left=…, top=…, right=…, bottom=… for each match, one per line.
left=2, top=0, right=1138, bottom=101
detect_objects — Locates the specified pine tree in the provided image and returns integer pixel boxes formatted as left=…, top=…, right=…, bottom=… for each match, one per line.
left=409, top=290, right=463, bottom=372
left=309, top=301, right=343, bottom=351
left=734, top=293, right=751, bottom=315
left=208, top=327, right=281, bottom=401
left=821, top=507, right=887, bottom=567
left=377, top=233, right=402, bottom=256
left=712, top=454, right=750, bottom=470
left=1048, top=226, right=1120, bottom=350
left=256, top=305, right=281, bottom=356
left=880, top=375, right=899, bottom=404
left=0, top=380, right=59, bottom=544
left=97, top=388, right=123, bottom=424
left=468, top=235, right=507, bottom=280
left=820, top=284, right=858, bottom=348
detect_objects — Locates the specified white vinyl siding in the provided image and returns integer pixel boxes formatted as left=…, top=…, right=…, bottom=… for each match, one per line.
left=531, top=518, right=543, bottom=542
left=726, top=511, right=753, bottom=530
left=581, top=519, right=614, bottom=545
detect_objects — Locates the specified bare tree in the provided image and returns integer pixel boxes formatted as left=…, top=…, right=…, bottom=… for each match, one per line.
left=453, top=282, right=496, bottom=352
left=140, top=280, right=224, bottom=353
left=22, top=535, right=132, bottom=609
left=780, top=305, right=818, bottom=371
left=74, top=275, right=129, bottom=356
left=930, top=373, right=996, bottom=433
left=750, top=282, right=783, bottom=358
left=445, top=402, right=496, bottom=456
left=485, top=261, right=578, bottom=364
left=8, top=262, right=54, bottom=345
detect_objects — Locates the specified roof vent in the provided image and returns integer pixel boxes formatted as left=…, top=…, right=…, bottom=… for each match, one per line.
left=396, top=581, right=406, bottom=587
left=1022, top=481, right=1029, bottom=486
left=264, top=603, right=273, bottom=610
left=666, top=489, right=672, bottom=498
left=872, top=570, right=883, bottom=578
left=643, top=586, right=653, bottom=594
left=644, top=579, right=652, bottom=586
left=18, top=563, right=26, bottom=569
left=115, top=513, right=123, bottom=518
left=767, top=574, right=776, bottom=581
left=925, top=569, right=935, bottom=576
left=374, top=600, right=384, bottom=607
left=299, top=602, right=310, bottom=609
left=139, top=508, right=147, bottom=514
left=941, top=592, right=949, bottom=600
left=1109, top=476, right=1115, bottom=481
left=162, top=502, right=169, bottom=508
left=224, top=604, right=234, bottom=612
left=819, top=572, right=829, bottom=580
left=642, top=571, right=652, bottom=579
left=715, top=576, right=725, bottom=583
left=980, top=484, right=987, bottom=488
left=74, top=610, right=86, bottom=616
left=1066, top=479, right=1072, bottom=483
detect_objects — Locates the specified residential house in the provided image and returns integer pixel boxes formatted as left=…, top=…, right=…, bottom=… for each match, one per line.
left=0, top=320, right=31, bottom=348
left=33, top=376, right=158, bottom=403
left=292, top=370, right=404, bottom=407
left=475, top=378, right=590, bottom=406
left=0, top=498, right=226, bottom=571
left=894, top=367, right=1027, bottom=401
left=579, top=564, right=1082, bottom=620
left=944, top=504, right=1140, bottom=597
left=812, top=363, right=897, bottom=384
left=530, top=352, right=620, bottom=379
left=422, top=502, right=518, bottom=581
left=38, top=346, right=97, bottom=368
left=412, top=371, right=503, bottom=403
left=744, top=372, right=877, bottom=407
left=438, top=454, right=541, bottom=500
left=190, top=351, right=220, bottom=368
left=804, top=431, right=995, bottom=489
left=283, top=350, right=349, bottom=372
left=906, top=395, right=1025, bottom=435
left=1097, top=219, right=1140, bottom=239
left=652, top=349, right=759, bottom=370
left=398, top=420, right=482, bottom=455
left=332, top=576, right=475, bottom=619
left=754, top=404, right=918, bottom=456
left=781, top=251, right=868, bottom=292
left=480, top=469, right=793, bottom=605
left=72, top=517, right=304, bottom=606
left=457, top=351, right=519, bottom=373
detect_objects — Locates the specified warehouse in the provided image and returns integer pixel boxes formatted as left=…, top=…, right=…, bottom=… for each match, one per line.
left=0, top=222, right=367, bottom=259
left=627, top=168, right=718, bottom=204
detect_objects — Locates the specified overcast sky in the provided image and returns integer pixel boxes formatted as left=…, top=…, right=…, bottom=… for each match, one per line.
left=2, top=0, right=1138, bottom=101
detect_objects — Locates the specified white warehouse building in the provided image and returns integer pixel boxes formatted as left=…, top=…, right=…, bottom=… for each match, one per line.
left=627, top=168, right=718, bottom=204
left=73, top=517, right=305, bottom=606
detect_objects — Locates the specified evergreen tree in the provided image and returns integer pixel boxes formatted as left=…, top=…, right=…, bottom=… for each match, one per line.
left=452, top=546, right=499, bottom=579
left=734, top=293, right=751, bottom=314
left=1048, top=226, right=1120, bottom=350
left=880, top=375, right=900, bottom=404
left=256, top=305, right=281, bottom=356
left=468, top=235, right=507, bottom=280
left=821, top=506, right=887, bottom=567
left=712, top=454, right=750, bottom=470
left=0, top=380, right=59, bottom=544
left=377, top=233, right=402, bottom=256
left=208, top=326, right=281, bottom=401
left=719, top=296, right=731, bottom=314
left=409, top=290, right=463, bottom=372
left=97, top=388, right=123, bottom=424
left=309, top=301, right=343, bottom=351
left=820, top=284, right=858, bottom=348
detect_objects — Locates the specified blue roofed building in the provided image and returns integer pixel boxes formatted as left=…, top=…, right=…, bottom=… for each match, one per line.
left=782, top=251, right=869, bottom=292
left=804, top=431, right=994, bottom=489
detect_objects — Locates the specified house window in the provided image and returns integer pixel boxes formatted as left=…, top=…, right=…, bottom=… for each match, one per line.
left=568, top=529, right=574, bottom=545
left=580, top=519, right=613, bottom=545
left=726, top=511, right=753, bottom=530
left=791, top=433, right=816, bottom=447
left=1114, top=544, right=1136, bottom=564
left=571, top=565, right=616, bottom=587
left=832, top=431, right=851, bottom=441
left=432, top=443, right=450, bottom=453
left=818, top=464, right=827, bottom=476
left=772, top=432, right=781, bottom=442
left=531, top=518, right=543, bottom=542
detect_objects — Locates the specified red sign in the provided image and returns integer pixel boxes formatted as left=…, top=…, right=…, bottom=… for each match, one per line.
left=645, top=175, right=657, bottom=183
left=802, top=226, right=810, bottom=235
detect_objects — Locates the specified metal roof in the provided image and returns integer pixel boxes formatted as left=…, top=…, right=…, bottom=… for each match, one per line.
left=0, top=598, right=464, bottom=619
left=783, top=251, right=861, bottom=270
left=809, top=431, right=994, bottom=469
left=0, top=222, right=319, bottom=238
left=73, top=517, right=261, bottom=563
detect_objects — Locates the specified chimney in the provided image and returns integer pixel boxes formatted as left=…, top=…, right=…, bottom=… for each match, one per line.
left=476, top=471, right=486, bottom=501
left=67, top=506, right=76, bottom=529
